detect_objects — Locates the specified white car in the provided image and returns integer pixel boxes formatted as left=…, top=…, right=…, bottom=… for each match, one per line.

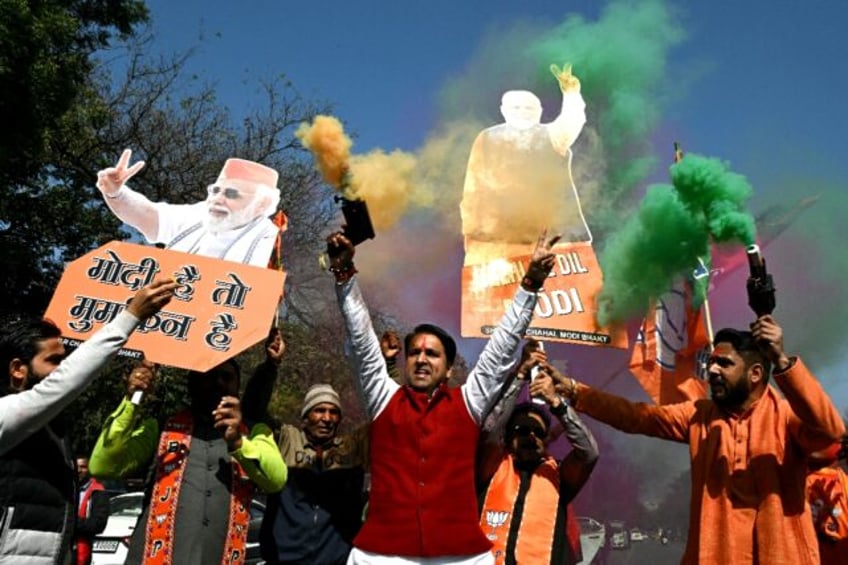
left=608, top=520, right=630, bottom=550
left=576, top=516, right=606, bottom=564
left=630, top=528, right=647, bottom=542
left=91, top=491, right=266, bottom=565
left=90, top=492, right=142, bottom=565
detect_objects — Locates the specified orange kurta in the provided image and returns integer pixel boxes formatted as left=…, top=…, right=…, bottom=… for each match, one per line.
left=574, top=357, right=845, bottom=564
left=806, top=466, right=848, bottom=565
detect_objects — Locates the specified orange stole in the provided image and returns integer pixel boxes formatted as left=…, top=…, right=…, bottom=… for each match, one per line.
left=480, top=454, right=561, bottom=564
left=142, top=410, right=255, bottom=565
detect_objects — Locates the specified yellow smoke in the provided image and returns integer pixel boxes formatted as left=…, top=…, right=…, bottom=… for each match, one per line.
left=349, top=150, right=416, bottom=231
left=295, top=115, right=351, bottom=189
left=297, top=113, right=482, bottom=233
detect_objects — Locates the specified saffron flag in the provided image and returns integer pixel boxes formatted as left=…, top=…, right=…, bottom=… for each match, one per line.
left=629, top=277, right=710, bottom=404
left=267, top=210, right=288, bottom=271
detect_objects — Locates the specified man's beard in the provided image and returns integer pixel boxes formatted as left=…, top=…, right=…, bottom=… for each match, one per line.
left=711, top=376, right=751, bottom=410
left=204, top=203, right=257, bottom=234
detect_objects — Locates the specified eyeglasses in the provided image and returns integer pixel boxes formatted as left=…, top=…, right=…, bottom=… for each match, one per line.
left=510, top=424, right=546, bottom=439
left=207, top=185, right=243, bottom=200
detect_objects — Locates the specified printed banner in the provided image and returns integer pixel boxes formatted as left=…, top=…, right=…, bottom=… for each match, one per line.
left=461, top=242, right=628, bottom=348
left=44, top=241, right=285, bottom=372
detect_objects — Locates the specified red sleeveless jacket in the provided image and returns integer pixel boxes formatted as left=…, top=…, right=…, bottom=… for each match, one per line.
left=355, top=384, right=492, bottom=557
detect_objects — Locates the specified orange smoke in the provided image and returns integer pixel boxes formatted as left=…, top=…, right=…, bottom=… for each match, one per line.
left=348, top=150, right=415, bottom=231
left=295, top=115, right=352, bottom=189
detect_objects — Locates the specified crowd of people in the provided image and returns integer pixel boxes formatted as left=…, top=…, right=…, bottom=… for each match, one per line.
left=1, top=228, right=846, bottom=565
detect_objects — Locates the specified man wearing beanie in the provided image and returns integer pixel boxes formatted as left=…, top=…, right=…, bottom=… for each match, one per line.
left=95, top=148, right=283, bottom=266
left=243, top=377, right=368, bottom=565
left=325, top=229, right=560, bottom=564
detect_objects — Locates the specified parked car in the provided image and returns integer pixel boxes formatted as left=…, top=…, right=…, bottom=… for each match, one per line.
left=629, top=527, right=647, bottom=542
left=90, top=492, right=141, bottom=565
left=608, top=520, right=630, bottom=550
left=577, top=516, right=606, bottom=564
left=91, top=491, right=266, bottom=565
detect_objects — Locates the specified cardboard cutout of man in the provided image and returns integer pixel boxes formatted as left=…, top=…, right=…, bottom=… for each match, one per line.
left=461, top=65, right=588, bottom=264
left=96, top=149, right=282, bottom=266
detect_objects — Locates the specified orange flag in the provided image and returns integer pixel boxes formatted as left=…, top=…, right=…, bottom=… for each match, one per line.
left=267, top=210, right=288, bottom=271
left=629, top=280, right=710, bottom=404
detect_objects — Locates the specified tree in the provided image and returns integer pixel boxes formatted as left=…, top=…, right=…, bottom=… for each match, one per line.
left=3, top=25, right=426, bottom=453
left=0, top=0, right=148, bottom=185
left=0, top=0, right=148, bottom=315
left=56, top=35, right=368, bottom=450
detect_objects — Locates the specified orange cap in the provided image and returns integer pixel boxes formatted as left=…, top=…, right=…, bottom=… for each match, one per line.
left=218, top=158, right=279, bottom=188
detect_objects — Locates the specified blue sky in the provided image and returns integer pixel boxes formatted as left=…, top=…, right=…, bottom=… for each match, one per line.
left=135, top=0, right=848, bottom=512
left=140, top=0, right=848, bottom=404
left=144, top=0, right=847, bottom=158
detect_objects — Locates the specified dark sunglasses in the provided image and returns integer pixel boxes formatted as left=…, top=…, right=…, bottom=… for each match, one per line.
left=207, top=184, right=243, bottom=200
left=510, top=423, right=546, bottom=439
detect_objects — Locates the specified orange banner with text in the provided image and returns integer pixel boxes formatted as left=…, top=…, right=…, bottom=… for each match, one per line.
left=44, top=241, right=285, bottom=372
left=461, top=242, right=627, bottom=348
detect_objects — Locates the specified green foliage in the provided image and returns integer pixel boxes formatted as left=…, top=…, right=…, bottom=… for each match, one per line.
left=0, top=0, right=147, bottom=186
left=1, top=10, right=432, bottom=457
left=0, top=0, right=147, bottom=315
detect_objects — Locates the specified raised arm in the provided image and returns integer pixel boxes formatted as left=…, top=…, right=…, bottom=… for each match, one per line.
left=380, top=330, right=404, bottom=384
left=547, top=64, right=586, bottom=156
left=89, top=364, right=160, bottom=479
left=530, top=367, right=598, bottom=504
left=0, top=279, right=177, bottom=456
left=240, top=327, right=285, bottom=427
left=752, top=315, right=846, bottom=449
left=214, top=395, right=287, bottom=493
left=463, top=231, right=560, bottom=424
left=328, top=233, right=400, bottom=420
left=96, top=148, right=160, bottom=240
left=560, top=375, right=696, bottom=443
left=480, top=340, right=545, bottom=439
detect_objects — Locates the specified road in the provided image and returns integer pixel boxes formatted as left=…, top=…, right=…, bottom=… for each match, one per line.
left=595, top=539, right=685, bottom=565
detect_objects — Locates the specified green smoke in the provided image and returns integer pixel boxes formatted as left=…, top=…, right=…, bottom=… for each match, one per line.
left=438, top=1, right=684, bottom=236
left=597, top=153, right=757, bottom=325
left=527, top=0, right=685, bottom=234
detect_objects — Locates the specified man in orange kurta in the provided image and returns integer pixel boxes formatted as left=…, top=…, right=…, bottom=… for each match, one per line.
left=806, top=440, right=848, bottom=565
left=559, top=315, right=845, bottom=564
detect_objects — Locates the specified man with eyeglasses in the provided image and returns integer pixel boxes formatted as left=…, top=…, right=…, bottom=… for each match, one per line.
left=477, top=340, right=598, bottom=565
left=96, top=148, right=282, bottom=266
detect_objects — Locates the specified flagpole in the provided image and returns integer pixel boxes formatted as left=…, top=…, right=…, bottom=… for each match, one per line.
left=675, top=141, right=715, bottom=352
left=702, top=296, right=715, bottom=351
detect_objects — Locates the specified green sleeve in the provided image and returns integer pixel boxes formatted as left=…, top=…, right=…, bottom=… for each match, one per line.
left=231, top=422, right=287, bottom=493
left=89, top=397, right=159, bottom=479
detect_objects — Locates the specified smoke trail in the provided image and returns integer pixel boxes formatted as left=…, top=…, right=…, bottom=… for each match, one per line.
left=533, top=0, right=685, bottom=236
left=348, top=150, right=416, bottom=231
left=294, top=115, right=351, bottom=189
left=597, top=153, right=756, bottom=325
left=300, top=1, right=685, bottom=257
left=297, top=114, right=426, bottom=230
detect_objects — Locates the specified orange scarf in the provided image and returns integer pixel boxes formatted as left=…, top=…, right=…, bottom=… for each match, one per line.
left=808, top=466, right=848, bottom=542
left=480, top=454, right=562, bottom=564
left=142, top=410, right=255, bottom=564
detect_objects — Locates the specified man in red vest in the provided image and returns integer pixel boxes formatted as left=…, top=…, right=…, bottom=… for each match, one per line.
left=326, top=230, right=559, bottom=564
left=477, top=340, right=598, bottom=565
left=74, top=456, right=108, bottom=565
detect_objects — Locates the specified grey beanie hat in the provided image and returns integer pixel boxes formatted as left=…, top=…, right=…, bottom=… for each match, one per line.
left=301, top=383, right=342, bottom=418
